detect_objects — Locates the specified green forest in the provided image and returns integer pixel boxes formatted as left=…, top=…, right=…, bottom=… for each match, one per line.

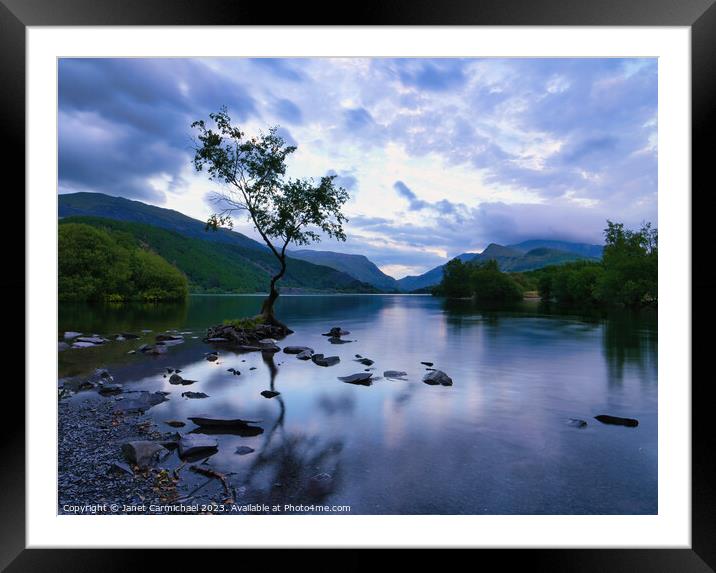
left=436, top=221, right=658, bottom=307
left=59, top=222, right=188, bottom=302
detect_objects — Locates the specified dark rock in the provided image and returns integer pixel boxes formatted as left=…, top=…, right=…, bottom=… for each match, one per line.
left=420, top=361, right=434, bottom=367
left=296, top=349, right=314, bottom=360
left=178, top=435, right=218, bottom=459
left=189, top=415, right=261, bottom=428
left=145, top=345, right=167, bottom=355
left=422, top=370, right=453, bottom=386
left=115, top=391, right=168, bottom=412
left=203, top=322, right=293, bottom=348
left=164, top=420, right=186, bottom=428
left=168, top=373, right=184, bottom=384
left=249, top=367, right=257, bottom=370
left=76, top=336, right=107, bottom=345
left=384, top=370, right=407, bottom=379
left=568, top=418, right=588, bottom=428
left=156, top=333, right=183, bottom=342
left=261, top=390, right=281, bottom=399
left=328, top=336, right=352, bottom=344
left=206, top=354, right=218, bottom=362
left=322, top=327, right=350, bottom=337
left=594, top=415, right=639, bottom=427
left=107, top=461, right=133, bottom=476
left=98, top=384, right=123, bottom=395
left=121, top=332, right=141, bottom=339
left=284, top=346, right=314, bottom=354
left=312, top=354, right=340, bottom=367
left=235, top=446, right=255, bottom=456
left=355, top=357, right=374, bottom=366
left=58, top=341, right=70, bottom=352
left=182, top=391, right=209, bottom=399
left=121, top=441, right=164, bottom=469
left=338, top=373, right=373, bottom=386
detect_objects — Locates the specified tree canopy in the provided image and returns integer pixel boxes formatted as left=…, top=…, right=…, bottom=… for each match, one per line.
left=59, top=222, right=188, bottom=302
left=192, top=108, right=349, bottom=323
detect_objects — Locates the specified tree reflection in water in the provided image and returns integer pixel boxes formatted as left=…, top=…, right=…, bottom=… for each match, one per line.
left=240, top=353, right=344, bottom=509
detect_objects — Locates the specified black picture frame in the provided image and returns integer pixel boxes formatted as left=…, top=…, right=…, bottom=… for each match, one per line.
left=3, top=0, right=712, bottom=570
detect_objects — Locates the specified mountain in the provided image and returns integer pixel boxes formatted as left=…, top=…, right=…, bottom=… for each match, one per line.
left=290, top=249, right=400, bottom=291
left=396, top=242, right=600, bottom=291
left=58, top=204, right=378, bottom=294
left=508, top=239, right=603, bottom=259
left=59, top=192, right=265, bottom=252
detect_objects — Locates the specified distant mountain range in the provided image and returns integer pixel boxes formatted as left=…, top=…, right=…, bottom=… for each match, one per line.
left=395, top=242, right=602, bottom=291
left=58, top=192, right=603, bottom=294
left=290, top=249, right=400, bottom=292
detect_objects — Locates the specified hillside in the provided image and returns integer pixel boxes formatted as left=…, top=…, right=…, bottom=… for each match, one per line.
left=60, top=216, right=378, bottom=294
left=397, top=243, right=599, bottom=291
left=508, top=239, right=603, bottom=259
left=59, top=192, right=265, bottom=252
left=290, top=249, right=400, bottom=291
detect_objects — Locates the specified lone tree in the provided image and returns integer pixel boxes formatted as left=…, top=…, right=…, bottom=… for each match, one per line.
left=191, top=107, right=349, bottom=327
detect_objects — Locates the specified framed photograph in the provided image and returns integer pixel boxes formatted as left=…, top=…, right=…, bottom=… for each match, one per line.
left=5, top=0, right=712, bottom=569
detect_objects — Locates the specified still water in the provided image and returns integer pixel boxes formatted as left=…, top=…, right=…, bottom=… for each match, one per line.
left=59, top=295, right=658, bottom=514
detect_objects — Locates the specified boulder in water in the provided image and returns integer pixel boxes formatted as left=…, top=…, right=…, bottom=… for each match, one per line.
left=312, top=354, right=340, bottom=367
left=422, top=370, right=453, bottom=386
left=594, top=415, right=638, bottom=427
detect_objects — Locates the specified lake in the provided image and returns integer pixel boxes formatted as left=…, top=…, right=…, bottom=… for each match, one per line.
left=59, top=294, right=658, bottom=514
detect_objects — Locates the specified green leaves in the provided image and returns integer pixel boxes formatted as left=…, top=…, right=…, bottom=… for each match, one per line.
left=192, top=109, right=349, bottom=256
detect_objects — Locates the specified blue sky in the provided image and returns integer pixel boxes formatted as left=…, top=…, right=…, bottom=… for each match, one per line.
left=58, top=58, right=657, bottom=278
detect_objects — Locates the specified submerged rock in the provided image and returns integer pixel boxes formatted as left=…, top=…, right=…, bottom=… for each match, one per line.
left=307, top=472, right=333, bottom=495
left=338, top=372, right=373, bottom=386
left=567, top=418, right=588, bottom=428
left=422, top=370, right=453, bottom=386
left=312, top=354, right=340, bottom=367
left=384, top=370, right=408, bottom=379
left=121, top=440, right=165, bottom=469
left=328, top=337, right=352, bottom=344
left=594, top=414, right=639, bottom=427
left=178, top=435, right=218, bottom=459
left=235, top=446, right=255, bottom=456
left=296, top=349, right=314, bottom=360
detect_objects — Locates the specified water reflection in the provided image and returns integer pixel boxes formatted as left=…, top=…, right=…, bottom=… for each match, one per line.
left=59, top=295, right=658, bottom=514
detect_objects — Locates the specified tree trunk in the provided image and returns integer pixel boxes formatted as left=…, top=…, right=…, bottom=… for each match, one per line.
left=260, top=257, right=287, bottom=327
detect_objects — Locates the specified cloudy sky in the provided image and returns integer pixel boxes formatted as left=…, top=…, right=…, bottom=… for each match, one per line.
left=58, top=58, right=657, bottom=278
